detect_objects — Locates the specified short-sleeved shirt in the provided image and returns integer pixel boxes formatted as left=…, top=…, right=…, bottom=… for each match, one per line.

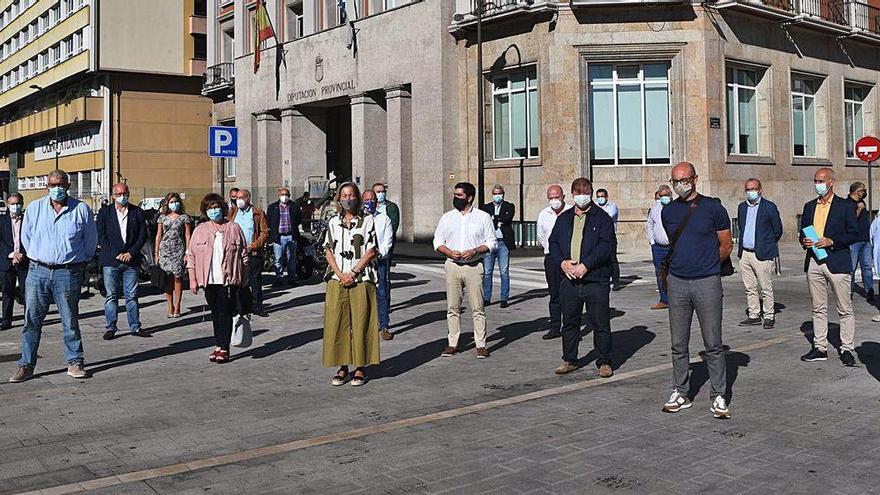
left=661, top=195, right=731, bottom=279
left=323, top=212, right=378, bottom=284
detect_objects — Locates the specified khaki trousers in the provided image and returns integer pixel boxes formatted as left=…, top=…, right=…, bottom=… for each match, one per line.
left=807, top=258, right=855, bottom=352
left=740, top=251, right=775, bottom=320
left=445, top=260, right=487, bottom=348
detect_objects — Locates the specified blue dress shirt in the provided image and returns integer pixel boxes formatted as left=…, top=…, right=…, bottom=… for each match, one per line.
left=22, top=195, right=97, bottom=265
left=742, top=199, right=760, bottom=250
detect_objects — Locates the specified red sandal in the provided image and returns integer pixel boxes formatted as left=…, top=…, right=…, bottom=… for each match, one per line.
left=215, top=350, right=230, bottom=363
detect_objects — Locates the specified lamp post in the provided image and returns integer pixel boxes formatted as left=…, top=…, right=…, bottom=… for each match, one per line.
left=29, top=84, right=59, bottom=170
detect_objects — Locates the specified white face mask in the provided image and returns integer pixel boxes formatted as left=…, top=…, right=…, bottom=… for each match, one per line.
left=548, top=198, right=563, bottom=210
left=279, top=195, right=289, bottom=204
left=574, top=194, right=591, bottom=208
left=236, top=199, right=247, bottom=209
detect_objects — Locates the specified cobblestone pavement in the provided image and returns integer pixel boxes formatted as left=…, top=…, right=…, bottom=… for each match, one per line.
left=1, top=245, right=879, bottom=494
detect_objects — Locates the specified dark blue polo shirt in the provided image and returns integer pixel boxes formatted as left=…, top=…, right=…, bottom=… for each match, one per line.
left=661, top=195, right=731, bottom=279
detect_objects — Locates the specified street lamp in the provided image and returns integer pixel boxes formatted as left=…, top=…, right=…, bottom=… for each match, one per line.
left=29, top=84, right=59, bottom=170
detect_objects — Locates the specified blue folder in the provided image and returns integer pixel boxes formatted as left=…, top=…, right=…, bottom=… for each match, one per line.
left=802, top=225, right=828, bottom=261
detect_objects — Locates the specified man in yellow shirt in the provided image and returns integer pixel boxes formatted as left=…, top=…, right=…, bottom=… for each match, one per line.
left=798, top=167, right=859, bottom=367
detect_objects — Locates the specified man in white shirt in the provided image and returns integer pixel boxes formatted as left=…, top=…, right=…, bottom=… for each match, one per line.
left=596, top=188, right=621, bottom=291
left=362, top=189, right=395, bottom=341
left=433, top=182, right=496, bottom=359
left=536, top=184, right=570, bottom=340
left=646, top=185, right=672, bottom=310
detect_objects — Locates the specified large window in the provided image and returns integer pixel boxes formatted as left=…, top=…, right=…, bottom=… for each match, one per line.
left=726, top=67, right=759, bottom=155
left=845, top=84, right=867, bottom=159
left=792, top=76, right=818, bottom=157
left=492, top=68, right=539, bottom=160
left=589, top=63, right=670, bottom=165
left=286, top=1, right=304, bottom=40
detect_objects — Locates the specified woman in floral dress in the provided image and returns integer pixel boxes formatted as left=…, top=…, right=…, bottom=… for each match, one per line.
left=155, top=192, right=192, bottom=318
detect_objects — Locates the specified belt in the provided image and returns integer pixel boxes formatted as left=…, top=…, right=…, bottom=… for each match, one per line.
left=32, top=260, right=84, bottom=270
left=742, top=247, right=755, bottom=253
left=450, top=260, right=482, bottom=267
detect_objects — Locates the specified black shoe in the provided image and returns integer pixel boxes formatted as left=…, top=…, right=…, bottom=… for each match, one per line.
left=801, top=348, right=828, bottom=362
left=483, top=299, right=490, bottom=306
left=131, top=329, right=152, bottom=338
left=762, top=319, right=775, bottom=329
left=840, top=350, right=856, bottom=367
left=542, top=330, right=561, bottom=340
left=254, top=309, right=269, bottom=317
left=868, top=290, right=876, bottom=303
left=0, top=321, right=11, bottom=330
left=271, top=281, right=284, bottom=288
left=738, top=317, right=762, bottom=326
left=102, top=331, right=116, bottom=340
left=612, top=284, right=621, bottom=292
left=500, top=301, right=509, bottom=309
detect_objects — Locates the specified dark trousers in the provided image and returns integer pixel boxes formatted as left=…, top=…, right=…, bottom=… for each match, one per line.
left=610, top=238, right=620, bottom=285
left=2, top=262, right=27, bottom=324
left=651, top=244, right=670, bottom=304
left=543, top=255, right=562, bottom=333
left=205, top=284, right=238, bottom=351
left=246, top=255, right=263, bottom=311
left=560, top=278, right=612, bottom=367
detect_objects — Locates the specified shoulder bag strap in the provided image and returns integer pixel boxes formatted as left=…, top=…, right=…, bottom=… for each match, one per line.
left=662, top=196, right=700, bottom=268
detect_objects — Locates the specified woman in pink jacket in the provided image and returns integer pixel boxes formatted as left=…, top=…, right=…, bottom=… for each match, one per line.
left=186, top=193, right=248, bottom=363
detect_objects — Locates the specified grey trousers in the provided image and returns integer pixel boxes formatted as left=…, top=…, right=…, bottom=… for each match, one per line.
left=668, top=274, right=727, bottom=398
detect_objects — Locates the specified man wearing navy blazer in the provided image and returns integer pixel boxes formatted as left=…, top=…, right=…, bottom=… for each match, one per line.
left=0, top=193, right=28, bottom=330
left=736, top=179, right=783, bottom=329
left=799, top=168, right=858, bottom=366
left=549, top=177, right=615, bottom=378
left=97, top=183, right=148, bottom=340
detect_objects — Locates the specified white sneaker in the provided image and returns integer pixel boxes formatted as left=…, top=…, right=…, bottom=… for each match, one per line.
left=872, top=315, right=880, bottom=322
left=711, top=395, right=731, bottom=419
left=661, top=390, right=692, bottom=413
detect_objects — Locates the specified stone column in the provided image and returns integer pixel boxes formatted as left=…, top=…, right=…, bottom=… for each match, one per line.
left=281, top=106, right=328, bottom=196
left=254, top=112, right=281, bottom=206
left=385, top=86, right=413, bottom=241
left=350, top=93, right=387, bottom=190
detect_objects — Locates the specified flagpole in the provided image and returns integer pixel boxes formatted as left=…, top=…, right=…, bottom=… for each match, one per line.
left=254, top=0, right=285, bottom=64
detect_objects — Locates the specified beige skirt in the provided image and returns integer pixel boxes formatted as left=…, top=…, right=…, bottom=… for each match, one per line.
left=323, top=280, right=380, bottom=367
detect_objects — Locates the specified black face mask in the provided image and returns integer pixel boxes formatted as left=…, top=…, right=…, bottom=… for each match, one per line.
left=453, top=196, right=469, bottom=211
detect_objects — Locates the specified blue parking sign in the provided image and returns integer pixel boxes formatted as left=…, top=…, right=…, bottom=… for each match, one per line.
left=209, top=126, right=238, bottom=158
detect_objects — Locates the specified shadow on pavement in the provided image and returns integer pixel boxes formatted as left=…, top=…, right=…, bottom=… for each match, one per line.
left=390, top=291, right=446, bottom=312
left=855, top=342, right=880, bottom=381
left=799, top=321, right=842, bottom=351
left=234, top=327, right=323, bottom=360
left=575, top=325, right=655, bottom=370
left=371, top=337, right=449, bottom=380
left=687, top=350, right=751, bottom=404
left=487, top=317, right=548, bottom=353
left=389, top=310, right=447, bottom=337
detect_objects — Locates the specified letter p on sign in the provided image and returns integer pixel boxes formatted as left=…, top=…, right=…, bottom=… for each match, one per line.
left=209, top=126, right=238, bottom=158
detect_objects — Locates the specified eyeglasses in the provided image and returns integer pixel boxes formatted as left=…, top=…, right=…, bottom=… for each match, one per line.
left=669, top=176, right=694, bottom=187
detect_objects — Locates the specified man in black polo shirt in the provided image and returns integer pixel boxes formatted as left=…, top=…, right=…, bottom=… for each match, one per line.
left=660, top=162, right=734, bottom=419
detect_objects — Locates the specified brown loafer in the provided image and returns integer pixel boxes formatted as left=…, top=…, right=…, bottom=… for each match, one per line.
left=380, top=329, right=394, bottom=341
left=555, top=362, right=580, bottom=375
left=599, top=364, right=613, bottom=378
left=651, top=302, right=668, bottom=310
left=9, top=365, right=34, bottom=383
left=476, top=347, right=490, bottom=359
left=440, top=346, right=459, bottom=357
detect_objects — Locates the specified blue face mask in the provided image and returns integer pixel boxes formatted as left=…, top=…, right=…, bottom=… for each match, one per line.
left=815, top=183, right=828, bottom=197
left=659, top=196, right=672, bottom=205
left=596, top=197, right=607, bottom=206
left=746, top=190, right=760, bottom=202
left=49, top=186, right=66, bottom=202
left=376, top=192, right=386, bottom=203
left=492, top=194, right=503, bottom=204
left=168, top=201, right=180, bottom=212
left=207, top=208, right=223, bottom=221
left=364, top=200, right=376, bottom=213
left=115, top=195, right=129, bottom=206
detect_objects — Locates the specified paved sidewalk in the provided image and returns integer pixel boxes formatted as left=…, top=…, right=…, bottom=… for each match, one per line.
left=0, top=244, right=879, bottom=494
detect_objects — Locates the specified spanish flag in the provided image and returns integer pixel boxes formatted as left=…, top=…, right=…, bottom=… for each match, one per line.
left=253, top=0, right=275, bottom=73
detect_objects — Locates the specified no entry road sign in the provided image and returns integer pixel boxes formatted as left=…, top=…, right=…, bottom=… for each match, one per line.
left=856, top=136, right=880, bottom=163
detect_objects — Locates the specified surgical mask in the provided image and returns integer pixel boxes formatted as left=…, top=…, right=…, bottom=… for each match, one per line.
left=453, top=196, right=468, bottom=211
left=596, top=197, right=607, bottom=206
left=548, top=198, right=563, bottom=210
left=236, top=199, right=247, bottom=209
left=492, top=194, right=503, bottom=204
left=115, top=195, right=129, bottom=206
left=376, top=192, right=386, bottom=203
left=574, top=194, right=591, bottom=208
left=279, top=195, right=289, bottom=204
left=815, top=183, right=828, bottom=197
left=207, top=208, right=223, bottom=221
left=168, top=201, right=180, bottom=212
left=673, top=182, right=693, bottom=198
left=340, top=199, right=357, bottom=212
left=8, top=204, right=21, bottom=215
left=746, top=191, right=760, bottom=202
left=659, top=196, right=672, bottom=206
left=49, top=186, right=66, bottom=202
left=364, top=200, right=376, bottom=213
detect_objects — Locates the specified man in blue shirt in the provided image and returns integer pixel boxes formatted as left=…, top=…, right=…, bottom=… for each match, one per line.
left=736, top=178, right=783, bottom=329
left=9, top=169, right=97, bottom=383
left=229, top=189, right=269, bottom=317
left=660, top=162, right=733, bottom=419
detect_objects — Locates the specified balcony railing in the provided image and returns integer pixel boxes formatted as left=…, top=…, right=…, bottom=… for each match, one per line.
left=202, top=62, right=234, bottom=95
left=733, top=0, right=880, bottom=35
left=846, top=0, right=880, bottom=34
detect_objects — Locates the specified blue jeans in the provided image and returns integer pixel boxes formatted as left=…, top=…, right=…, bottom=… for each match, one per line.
left=651, top=244, right=670, bottom=304
left=273, top=235, right=297, bottom=283
left=377, top=256, right=391, bottom=330
left=103, top=264, right=141, bottom=333
left=18, top=264, right=84, bottom=367
left=850, top=241, right=873, bottom=292
left=482, top=242, right=510, bottom=302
